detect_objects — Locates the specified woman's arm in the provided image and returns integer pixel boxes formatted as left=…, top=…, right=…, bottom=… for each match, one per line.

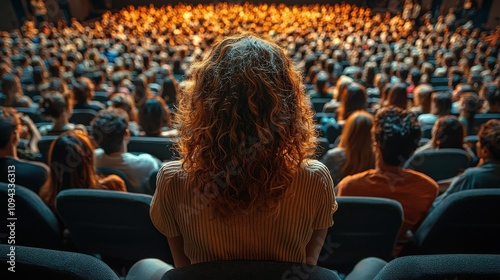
left=167, top=235, right=191, bottom=268
left=305, top=228, right=328, bottom=266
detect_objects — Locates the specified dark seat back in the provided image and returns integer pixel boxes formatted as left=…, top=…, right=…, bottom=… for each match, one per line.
left=403, top=148, right=471, bottom=182
left=127, top=136, right=178, bottom=162
left=373, top=254, right=500, bottom=280
left=317, top=197, right=403, bottom=274
left=401, top=189, right=500, bottom=255
left=0, top=183, right=64, bottom=249
left=55, top=189, right=173, bottom=269
left=162, top=260, right=341, bottom=280
left=0, top=244, right=120, bottom=280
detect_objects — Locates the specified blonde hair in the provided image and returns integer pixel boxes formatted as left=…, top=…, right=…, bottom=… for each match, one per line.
left=338, top=110, right=376, bottom=176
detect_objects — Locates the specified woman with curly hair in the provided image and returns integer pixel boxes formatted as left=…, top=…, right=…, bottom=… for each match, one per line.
left=136, top=34, right=337, bottom=278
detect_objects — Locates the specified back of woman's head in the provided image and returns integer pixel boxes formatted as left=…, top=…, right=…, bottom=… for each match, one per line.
left=160, top=76, right=179, bottom=104
left=339, top=82, right=367, bottom=120
left=314, top=71, right=329, bottom=94
left=109, top=92, right=138, bottom=122
left=139, top=97, right=171, bottom=136
left=432, top=115, right=465, bottom=149
left=46, top=130, right=97, bottom=201
left=1, top=73, right=19, bottom=96
left=39, top=91, right=72, bottom=119
left=431, top=92, right=452, bottom=115
left=72, top=76, right=94, bottom=104
left=334, top=75, right=354, bottom=101
left=339, top=110, right=375, bottom=176
left=387, top=82, right=409, bottom=110
left=177, top=33, right=316, bottom=217
left=132, top=75, right=150, bottom=105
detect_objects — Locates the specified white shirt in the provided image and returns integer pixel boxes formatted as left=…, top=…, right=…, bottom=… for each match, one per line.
left=94, top=149, right=160, bottom=193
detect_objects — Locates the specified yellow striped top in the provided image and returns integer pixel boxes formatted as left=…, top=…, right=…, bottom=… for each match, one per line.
left=150, top=159, right=337, bottom=264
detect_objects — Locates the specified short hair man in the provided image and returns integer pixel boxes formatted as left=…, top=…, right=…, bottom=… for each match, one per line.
left=432, top=119, right=500, bottom=208
left=91, top=108, right=160, bottom=193
left=337, top=107, right=439, bottom=255
left=0, top=106, right=49, bottom=193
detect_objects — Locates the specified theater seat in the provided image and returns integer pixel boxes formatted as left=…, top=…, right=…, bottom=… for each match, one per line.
left=0, top=183, right=64, bottom=250
left=55, top=189, right=174, bottom=271
left=400, top=189, right=500, bottom=256
left=373, top=254, right=500, bottom=280
left=162, top=260, right=341, bottom=280
left=317, top=197, right=403, bottom=274
left=0, top=244, right=120, bottom=280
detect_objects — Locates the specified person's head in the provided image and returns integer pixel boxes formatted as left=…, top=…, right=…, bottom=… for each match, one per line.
left=334, top=75, right=354, bottom=101
left=338, top=110, right=375, bottom=176
left=176, top=34, right=317, bottom=217
left=386, top=82, right=409, bottom=110
left=160, top=76, right=179, bottom=105
left=338, top=82, right=367, bottom=121
left=479, top=83, right=500, bottom=112
left=430, top=92, right=452, bottom=116
left=43, top=130, right=99, bottom=209
left=72, top=76, right=95, bottom=104
left=0, top=106, right=20, bottom=151
left=431, top=115, right=466, bottom=149
left=373, top=107, right=421, bottom=167
left=413, top=84, right=433, bottom=113
left=138, top=97, right=171, bottom=136
left=313, top=70, right=329, bottom=94
left=1, top=73, right=22, bottom=106
left=458, top=92, right=480, bottom=119
left=39, top=91, right=73, bottom=121
left=131, top=74, right=151, bottom=106
left=108, top=92, right=138, bottom=122
left=477, top=119, right=500, bottom=161
left=91, top=108, right=129, bottom=155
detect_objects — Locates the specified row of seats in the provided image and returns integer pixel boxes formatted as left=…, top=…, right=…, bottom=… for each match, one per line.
left=2, top=244, right=500, bottom=280
left=2, top=182, right=499, bottom=276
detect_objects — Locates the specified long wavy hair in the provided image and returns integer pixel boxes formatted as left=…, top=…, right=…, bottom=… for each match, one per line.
left=176, top=34, right=317, bottom=217
left=338, top=110, right=375, bottom=176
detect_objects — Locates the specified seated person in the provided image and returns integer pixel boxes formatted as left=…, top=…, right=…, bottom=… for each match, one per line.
left=432, top=119, right=500, bottom=209
left=91, top=108, right=160, bottom=193
left=138, top=97, right=178, bottom=138
left=337, top=107, right=439, bottom=255
left=415, top=115, right=475, bottom=159
left=479, top=83, right=500, bottom=113
left=308, top=71, right=334, bottom=99
left=0, top=106, right=48, bottom=193
left=72, top=76, right=105, bottom=112
left=108, top=93, right=141, bottom=136
left=417, top=92, right=452, bottom=128
left=38, top=91, right=87, bottom=136
left=39, top=130, right=126, bottom=213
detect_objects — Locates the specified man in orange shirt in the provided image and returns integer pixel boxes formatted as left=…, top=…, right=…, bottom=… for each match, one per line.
left=336, top=107, right=439, bottom=255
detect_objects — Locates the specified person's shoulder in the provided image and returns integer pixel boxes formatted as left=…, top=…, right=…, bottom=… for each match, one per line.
left=406, top=169, right=439, bottom=189
left=156, top=161, right=186, bottom=187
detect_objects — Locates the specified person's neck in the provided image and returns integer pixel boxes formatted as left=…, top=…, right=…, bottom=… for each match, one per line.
left=376, top=161, right=403, bottom=173
left=52, top=118, right=70, bottom=130
left=0, top=146, right=17, bottom=159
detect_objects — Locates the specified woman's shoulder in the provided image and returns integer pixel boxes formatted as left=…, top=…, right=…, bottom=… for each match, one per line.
left=300, top=159, right=333, bottom=179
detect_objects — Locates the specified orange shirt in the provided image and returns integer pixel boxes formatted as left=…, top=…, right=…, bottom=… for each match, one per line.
left=337, top=168, right=438, bottom=253
left=150, top=160, right=337, bottom=264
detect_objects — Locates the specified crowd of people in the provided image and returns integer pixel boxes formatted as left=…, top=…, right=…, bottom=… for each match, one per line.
left=1, top=1, right=500, bottom=279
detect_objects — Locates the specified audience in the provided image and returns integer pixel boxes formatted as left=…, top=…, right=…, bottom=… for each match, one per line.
left=418, top=92, right=453, bottom=128
left=38, top=130, right=126, bottom=212
left=337, top=107, right=439, bottom=255
left=91, top=108, right=160, bottom=193
left=0, top=106, right=48, bottom=193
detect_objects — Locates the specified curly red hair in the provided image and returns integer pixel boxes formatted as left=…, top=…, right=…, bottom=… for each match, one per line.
left=175, top=34, right=317, bottom=217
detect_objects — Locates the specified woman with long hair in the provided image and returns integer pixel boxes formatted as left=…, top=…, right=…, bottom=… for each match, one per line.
left=321, top=110, right=376, bottom=185
left=39, top=130, right=126, bottom=212
left=145, top=34, right=337, bottom=276
left=415, top=115, right=475, bottom=159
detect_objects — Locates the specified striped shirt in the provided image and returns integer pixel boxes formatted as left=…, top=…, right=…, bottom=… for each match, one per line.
left=150, top=159, right=337, bottom=264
